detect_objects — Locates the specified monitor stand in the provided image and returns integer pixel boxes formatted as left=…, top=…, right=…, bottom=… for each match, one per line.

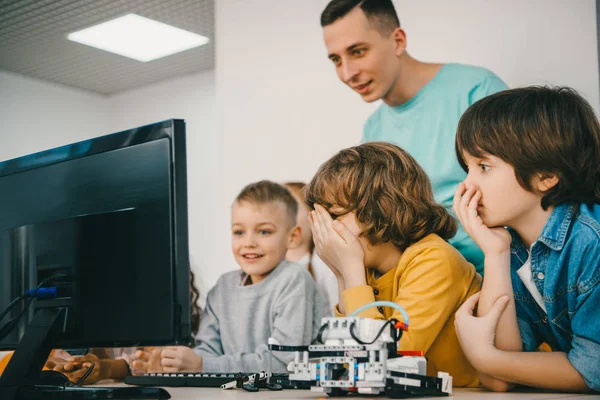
left=0, top=302, right=170, bottom=400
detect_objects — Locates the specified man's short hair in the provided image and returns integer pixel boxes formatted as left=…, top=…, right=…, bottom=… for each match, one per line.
left=320, top=0, right=400, bottom=35
left=456, top=86, right=600, bottom=209
left=304, top=142, right=457, bottom=250
left=235, top=180, right=298, bottom=227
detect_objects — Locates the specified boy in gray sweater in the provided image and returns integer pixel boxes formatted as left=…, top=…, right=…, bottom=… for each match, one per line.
left=137, top=181, right=323, bottom=373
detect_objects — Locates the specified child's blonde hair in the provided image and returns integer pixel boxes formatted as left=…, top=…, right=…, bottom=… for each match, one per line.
left=305, top=142, right=456, bottom=250
left=235, top=180, right=298, bottom=228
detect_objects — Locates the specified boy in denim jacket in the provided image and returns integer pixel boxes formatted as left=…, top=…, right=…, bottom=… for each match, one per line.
left=452, top=86, right=600, bottom=392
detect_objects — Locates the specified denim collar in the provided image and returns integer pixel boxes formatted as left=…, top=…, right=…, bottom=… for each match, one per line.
left=508, top=203, right=575, bottom=252
left=537, top=203, right=575, bottom=251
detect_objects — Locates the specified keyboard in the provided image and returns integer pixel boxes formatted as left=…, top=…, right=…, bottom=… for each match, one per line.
left=124, top=372, right=310, bottom=389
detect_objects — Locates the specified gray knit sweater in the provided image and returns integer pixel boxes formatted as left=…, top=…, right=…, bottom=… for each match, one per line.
left=194, top=261, right=323, bottom=373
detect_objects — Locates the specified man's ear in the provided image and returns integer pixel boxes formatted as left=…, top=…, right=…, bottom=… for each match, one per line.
left=536, top=174, right=559, bottom=192
left=390, top=27, right=407, bottom=56
left=287, top=225, right=302, bottom=250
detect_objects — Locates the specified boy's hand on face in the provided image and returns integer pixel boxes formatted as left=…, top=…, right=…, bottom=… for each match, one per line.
left=453, top=182, right=511, bottom=256
left=160, top=346, right=203, bottom=373
left=454, top=292, right=510, bottom=369
left=310, top=204, right=365, bottom=288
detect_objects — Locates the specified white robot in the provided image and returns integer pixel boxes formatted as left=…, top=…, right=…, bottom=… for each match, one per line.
left=268, top=301, right=452, bottom=398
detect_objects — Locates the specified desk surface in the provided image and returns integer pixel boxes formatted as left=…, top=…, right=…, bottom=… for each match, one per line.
left=97, top=383, right=600, bottom=400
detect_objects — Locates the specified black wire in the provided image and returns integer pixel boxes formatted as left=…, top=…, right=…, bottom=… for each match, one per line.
left=349, top=319, right=397, bottom=345
left=0, top=293, right=28, bottom=324
left=0, top=273, right=70, bottom=342
left=0, top=315, right=22, bottom=341
left=316, top=321, right=330, bottom=344
left=71, top=362, right=96, bottom=387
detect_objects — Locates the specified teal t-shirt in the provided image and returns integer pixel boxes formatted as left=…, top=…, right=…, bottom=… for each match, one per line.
left=363, top=63, right=508, bottom=274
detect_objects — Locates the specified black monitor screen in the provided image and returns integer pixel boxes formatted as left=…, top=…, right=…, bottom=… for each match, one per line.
left=0, top=119, right=191, bottom=350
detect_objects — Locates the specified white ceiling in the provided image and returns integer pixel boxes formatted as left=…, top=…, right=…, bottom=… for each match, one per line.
left=0, top=0, right=215, bottom=95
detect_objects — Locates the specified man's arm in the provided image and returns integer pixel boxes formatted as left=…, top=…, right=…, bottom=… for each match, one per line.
left=468, top=73, right=509, bottom=105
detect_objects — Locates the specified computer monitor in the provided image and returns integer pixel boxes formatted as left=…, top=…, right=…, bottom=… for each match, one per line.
left=0, top=119, right=191, bottom=399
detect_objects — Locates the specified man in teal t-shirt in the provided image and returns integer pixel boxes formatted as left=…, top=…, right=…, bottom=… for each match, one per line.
left=321, top=0, right=507, bottom=274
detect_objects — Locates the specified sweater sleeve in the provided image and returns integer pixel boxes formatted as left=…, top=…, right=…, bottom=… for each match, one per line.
left=201, top=269, right=320, bottom=373
left=194, top=287, right=224, bottom=358
left=341, top=285, right=381, bottom=319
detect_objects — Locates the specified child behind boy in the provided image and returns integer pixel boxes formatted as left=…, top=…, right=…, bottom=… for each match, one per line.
left=284, top=181, right=338, bottom=315
left=453, top=86, right=600, bottom=392
left=136, top=180, right=323, bottom=373
left=305, top=142, right=482, bottom=387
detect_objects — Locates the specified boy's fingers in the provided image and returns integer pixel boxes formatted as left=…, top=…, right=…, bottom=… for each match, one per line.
left=467, top=191, right=482, bottom=218
left=459, top=185, right=475, bottom=215
left=135, top=350, right=149, bottom=362
left=313, top=204, right=332, bottom=230
left=64, top=363, right=78, bottom=372
left=452, top=182, right=466, bottom=215
left=332, top=220, right=358, bottom=245
left=161, top=348, right=178, bottom=360
left=453, top=186, right=470, bottom=227
left=53, top=364, right=66, bottom=373
left=68, top=356, right=89, bottom=364
left=457, top=292, right=481, bottom=317
left=150, top=348, right=162, bottom=362
left=485, top=296, right=510, bottom=326
left=310, top=209, right=323, bottom=231
left=161, top=357, right=180, bottom=368
left=310, top=211, right=323, bottom=240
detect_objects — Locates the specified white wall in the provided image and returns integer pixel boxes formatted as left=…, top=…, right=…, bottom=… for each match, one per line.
left=0, top=70, right=110, bottom=162
left=215, top=0, right=600, bottom=269
left=0, top=69, right=218, bottom=298
left=394, top=0, right=599, bottom=104
left=2, top=0, right=599, bottom=292
left=108, top=71, right=217, bottom=297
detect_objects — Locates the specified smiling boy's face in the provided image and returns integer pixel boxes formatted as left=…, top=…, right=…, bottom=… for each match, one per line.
left=231, top=200, right=298, bottom=284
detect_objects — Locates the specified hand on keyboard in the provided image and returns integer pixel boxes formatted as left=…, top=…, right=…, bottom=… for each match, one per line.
left=133, top=346, right=203, bottom=374
left=160, top=346, right=203, bottom=372
left=132, top=347, right=162, bottom=374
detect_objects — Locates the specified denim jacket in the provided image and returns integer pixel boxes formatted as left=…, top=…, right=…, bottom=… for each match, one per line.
left=509, top=203, right=600, bottom=391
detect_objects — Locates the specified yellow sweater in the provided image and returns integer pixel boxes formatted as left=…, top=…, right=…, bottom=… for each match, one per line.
left=337, top=234, right=482, bottom=387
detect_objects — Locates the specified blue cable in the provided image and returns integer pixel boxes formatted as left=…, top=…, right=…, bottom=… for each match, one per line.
left=348, top=301, right=410, bottom=327
left=26, top=287, right=57, bottom=298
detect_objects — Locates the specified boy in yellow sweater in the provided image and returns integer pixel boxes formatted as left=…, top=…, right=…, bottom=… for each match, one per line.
left=305, top=142, right=481, bottom=387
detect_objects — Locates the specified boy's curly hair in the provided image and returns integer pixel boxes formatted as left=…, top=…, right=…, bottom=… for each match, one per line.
left=304, top=142, right=456, bottom=250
